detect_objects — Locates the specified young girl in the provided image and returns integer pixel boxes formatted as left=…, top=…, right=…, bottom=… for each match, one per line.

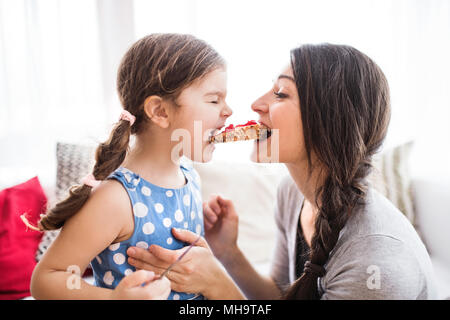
left=27, top=33, right=232, bottom=300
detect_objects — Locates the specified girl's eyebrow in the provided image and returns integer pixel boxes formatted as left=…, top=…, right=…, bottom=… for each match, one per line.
left=204, top=91, right=225, bottom=97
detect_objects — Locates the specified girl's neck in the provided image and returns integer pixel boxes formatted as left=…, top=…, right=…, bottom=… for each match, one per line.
left=121, top=133, right=186, bottom=189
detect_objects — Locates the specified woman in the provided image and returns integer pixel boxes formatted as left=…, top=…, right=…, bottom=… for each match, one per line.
left=126, top=43, right=438, bottom=299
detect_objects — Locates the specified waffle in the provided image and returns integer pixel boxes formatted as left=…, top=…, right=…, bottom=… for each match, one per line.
left=209, top=121, right=272, bottom=144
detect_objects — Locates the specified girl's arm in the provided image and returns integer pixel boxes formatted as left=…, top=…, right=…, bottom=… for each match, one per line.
left=31, top=180, right=170, bottom=300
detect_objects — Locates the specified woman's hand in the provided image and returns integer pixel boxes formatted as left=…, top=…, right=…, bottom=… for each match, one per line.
left=110, top=270, right=171, bottom=300
left=127, top=228, right=230, bottom=298
left=203, top=195, right=239, bottom=263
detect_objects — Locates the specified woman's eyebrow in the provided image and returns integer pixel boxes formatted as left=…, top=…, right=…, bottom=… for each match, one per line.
left=277, top=74, right=296, bottom=82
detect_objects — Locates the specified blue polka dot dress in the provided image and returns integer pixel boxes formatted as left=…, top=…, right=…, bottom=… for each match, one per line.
left=89, top=159, right=204, bottom=300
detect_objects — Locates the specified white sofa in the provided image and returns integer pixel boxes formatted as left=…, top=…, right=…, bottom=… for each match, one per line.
left=193, top=161, right=450, bottom=300
left=2, top=160, right=449, bottom=299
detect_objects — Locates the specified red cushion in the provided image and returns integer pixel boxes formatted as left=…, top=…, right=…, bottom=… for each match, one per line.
left=0, top=177, right=46, bottom=300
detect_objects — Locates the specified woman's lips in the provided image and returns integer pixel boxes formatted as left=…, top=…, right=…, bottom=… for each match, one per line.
left=257, top=121, right=272, bottom=141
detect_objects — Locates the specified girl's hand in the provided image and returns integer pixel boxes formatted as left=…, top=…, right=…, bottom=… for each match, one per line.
left=127, top=228, right=227, bottom=298
left=110, top=270, right=171, bottom=300
left=203, top=195, right=239, bottom=262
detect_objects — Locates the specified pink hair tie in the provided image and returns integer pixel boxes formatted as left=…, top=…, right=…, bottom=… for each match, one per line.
left=119, top=110, right=136, bottom=126
left=81, top=173, right=101, bottom=189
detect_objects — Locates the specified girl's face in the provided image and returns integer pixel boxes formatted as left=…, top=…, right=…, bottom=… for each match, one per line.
left=171, top=68, right=232, bottom=162
left=250, top=65, right=306, bottom=164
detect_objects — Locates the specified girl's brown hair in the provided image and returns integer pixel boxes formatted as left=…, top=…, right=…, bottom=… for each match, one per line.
left=284, top=44, right=391, bottom=299
left=32, top=33, right=225, bottom=231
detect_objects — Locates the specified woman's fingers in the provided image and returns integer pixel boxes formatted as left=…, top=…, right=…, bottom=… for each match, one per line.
left=202, top=202, right=219, bottom=224
left=171, top=228, right=208, bottom=248
left=204, top=218, right=213, bottom=231
left=149, top=244, right=181, bottom=264
left=208, top=195, right=222, bottom=214
left=127, top=247, right=170, bottom=271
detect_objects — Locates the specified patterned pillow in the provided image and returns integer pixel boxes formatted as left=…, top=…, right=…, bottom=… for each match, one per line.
left=35, top=142, right=96, bottom=262
left=369, top=141, right=415, bottom=227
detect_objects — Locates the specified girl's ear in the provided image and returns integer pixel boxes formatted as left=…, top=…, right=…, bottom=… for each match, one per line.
left=143, top=96, right=170, bottom=129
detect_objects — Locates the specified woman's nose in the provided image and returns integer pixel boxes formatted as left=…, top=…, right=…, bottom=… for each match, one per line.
left=251, top=96, right=269, bottom=114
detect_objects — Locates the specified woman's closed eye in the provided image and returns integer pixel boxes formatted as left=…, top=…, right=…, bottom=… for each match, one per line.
left=273, top=90, right=288, bottom=99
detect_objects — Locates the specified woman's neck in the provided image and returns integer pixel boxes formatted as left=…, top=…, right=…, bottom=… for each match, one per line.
left=285, top=161, right=323, bottom=209
left=122, top=132, right=186, bottom=189
left=286, top=160, right=325, bottom=246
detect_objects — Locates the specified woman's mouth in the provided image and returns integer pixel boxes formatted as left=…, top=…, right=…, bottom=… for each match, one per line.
left=256, top=124, right=272, bottom=142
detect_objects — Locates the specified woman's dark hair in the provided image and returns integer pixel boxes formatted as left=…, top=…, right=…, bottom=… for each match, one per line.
left=34, top=33, right=225, bottom=230
left=284, top=44, right=391, bottom=299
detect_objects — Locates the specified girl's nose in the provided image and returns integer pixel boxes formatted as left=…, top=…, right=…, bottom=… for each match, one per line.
left=221, top=103, right=233, bottom=118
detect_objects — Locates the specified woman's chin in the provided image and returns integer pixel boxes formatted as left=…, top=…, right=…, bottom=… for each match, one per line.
left=250, top=137, right=282, bottom=163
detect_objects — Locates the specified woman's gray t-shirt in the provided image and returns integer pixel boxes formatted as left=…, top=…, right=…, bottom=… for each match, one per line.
left=270, top=175, right=438, bottom=299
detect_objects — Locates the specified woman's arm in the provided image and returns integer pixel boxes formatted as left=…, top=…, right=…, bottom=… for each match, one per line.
left=31, top=180, right=170, bottom=300
left=203, top=195, right=282, bottom=299
left=127, top=195, right=282, bottom=299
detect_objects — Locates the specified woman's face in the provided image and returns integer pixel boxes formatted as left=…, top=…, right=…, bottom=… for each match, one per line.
left=171, top=68, right=232, bottom=162
left=250, top=65, right=306, bottom=164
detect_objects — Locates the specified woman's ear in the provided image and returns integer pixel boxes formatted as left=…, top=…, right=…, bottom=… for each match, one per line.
left=143, top=96, right=170, bottom=129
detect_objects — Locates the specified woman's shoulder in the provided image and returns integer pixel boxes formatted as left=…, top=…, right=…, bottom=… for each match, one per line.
left=321, top=187, right=438, bottom=299
left=274, top=174, right=304, bottom=225
left=276, top=174, right=304, bottom=203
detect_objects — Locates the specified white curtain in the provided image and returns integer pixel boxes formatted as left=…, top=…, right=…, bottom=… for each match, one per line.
left=134, top=0, right=450, bottom=176
left=1, top=0, right=449, bottom=187
left=0, top=0, right=135, bottom=186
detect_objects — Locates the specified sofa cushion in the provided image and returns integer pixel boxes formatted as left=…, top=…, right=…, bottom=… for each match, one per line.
left=0, top=177, right=46, bottom=299
left=35, top=142, right=95, bottom=262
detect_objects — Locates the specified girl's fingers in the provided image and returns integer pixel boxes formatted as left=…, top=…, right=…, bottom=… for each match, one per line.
left=121, top=270, right=155, bottom=288
left=143, top=276, right=171, bottom=300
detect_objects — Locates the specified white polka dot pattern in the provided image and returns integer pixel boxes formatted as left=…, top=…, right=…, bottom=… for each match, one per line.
left=163, top=218, right=172, bottom=228
left=109, top=243, right=120, bottom=251
left=142, top=222, right=155, bottom=235
left=103, top=271, right=114, bottom=286
left=154, top=203, right=164, bottom=213
left=133, top=202, right=148, bottom=217
left=136, top=241, right=148, bottom=249
left=175, top=209, right=184, bottom=222
left=183, top=194, right=190, bottom=206
left=141, top=186, right=151, bottom=196
left=113, top=253, right=125, bottom=265
left=124, top=269, right=133, bottom=276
